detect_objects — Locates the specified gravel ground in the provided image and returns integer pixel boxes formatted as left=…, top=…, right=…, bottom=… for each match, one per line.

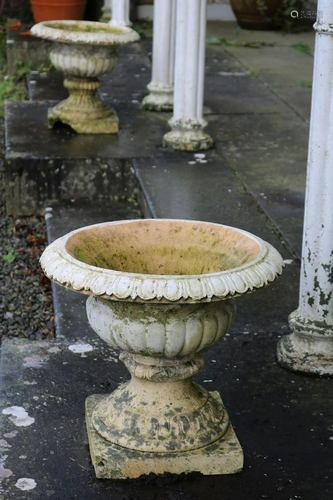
left=0, top=118, right=55, bottom=343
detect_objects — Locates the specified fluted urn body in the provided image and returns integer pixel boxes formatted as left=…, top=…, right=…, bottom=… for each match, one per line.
left=41, top=219, right=283, bottom=478
left=31, top=21, right=140, bottom=134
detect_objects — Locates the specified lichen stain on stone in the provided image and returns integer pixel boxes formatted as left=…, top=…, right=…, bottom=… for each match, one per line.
left=2, top=406, right=35, bottom=427
left=308, top=296, right=315, bottom=307
left=67, top=220, right=260, bottom=276
left=23, top=354, right=48, bottom=368
left=15, top=478, right=37, bottom=491
left=307, top=245, right=311, bottom=263
left=0, top=468, right=13, bottom=479
left=322, top=263, right=333, bottom=284
left=45, top=21, right=124, bottom=34
left=68, top=343, right=94, bottom=355
left=319, top=290, right=332, bottom=307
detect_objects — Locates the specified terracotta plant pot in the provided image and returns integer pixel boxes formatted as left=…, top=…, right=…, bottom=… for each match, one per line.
left=230, top=0, right=284, bottom=30
left=30, top=0, right=88, bottom=23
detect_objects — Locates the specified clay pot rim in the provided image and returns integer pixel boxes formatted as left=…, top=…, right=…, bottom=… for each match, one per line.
left=31, top=20, right=140, bottom=46
left=40, top=219, right=284, bottom=303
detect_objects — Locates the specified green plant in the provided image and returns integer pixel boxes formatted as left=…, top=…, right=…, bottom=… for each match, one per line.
left=15, top=58, right=34, bottom=77
left=291, top=43, right=311, bottom=54
left=37, top=294, right=48, bottom=304
left=2, top=248, right=19, bottom=263
left=132, top=21, right=153, bottom=40
left=0, top=23, right=55, bottom=115
left=0, top=75, right=27, bottom=114
left=206, top=37, right=275, bottom=49
left=15, top=58, right=54, bottom=76
left=0, top=24, right=27, bottom=112
left=300, top=80, right=312, bottom=88
left=249, top=69, right=260, bottom=79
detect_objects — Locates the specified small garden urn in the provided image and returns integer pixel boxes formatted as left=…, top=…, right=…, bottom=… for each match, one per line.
left=31, top=21, right=140, bottom=134
left=40, top=219, right=283, bottom=479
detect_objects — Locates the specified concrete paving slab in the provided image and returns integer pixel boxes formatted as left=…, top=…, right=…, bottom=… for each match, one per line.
left=134, top=151, right=291, bottom=257
left=271, top=85, right=312, bottom=122
left=206, top=21, right=316, bottom=51
left=205, top=73, right=291, bottom=115
left=205, top=24, right=314, bottom=123
left=224, top=45, right=313, bottom=88
left=209, top=112, right=308, bottom=258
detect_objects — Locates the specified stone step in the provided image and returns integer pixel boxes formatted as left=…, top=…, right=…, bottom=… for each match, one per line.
left=4, top=42, right=153, bottom=216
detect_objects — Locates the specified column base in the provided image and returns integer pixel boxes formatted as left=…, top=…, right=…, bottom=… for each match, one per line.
left=86, top=393, right=244, bottom=479
left=142, top=92, right=173, bottom=112
left=163, top=127, right=213, bottom=151
left=277, top=310, right=333, bottom=376
left=100, top=10, right=111, bottom=22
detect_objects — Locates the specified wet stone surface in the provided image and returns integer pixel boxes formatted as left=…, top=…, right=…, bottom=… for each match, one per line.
left=1, top=302, right=333, bottom=499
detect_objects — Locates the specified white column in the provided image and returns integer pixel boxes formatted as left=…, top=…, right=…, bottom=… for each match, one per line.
left=277, top=0, right=333, bottom=376
left=142, top=0, right=176, bottom=111
left=110, top=0, right=132, bottom=27
left=163, top=0, right=213, bottom=151
left=101, top=0, right=112, bottom=21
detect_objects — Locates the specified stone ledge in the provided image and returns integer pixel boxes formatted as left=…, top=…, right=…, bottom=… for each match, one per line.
left=4, top=100, right=164, bottom=215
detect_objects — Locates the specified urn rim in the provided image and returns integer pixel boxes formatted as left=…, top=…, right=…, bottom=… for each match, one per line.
left=31, top=20, right=140, bottom=46
left=40, top=219, right=284, bottom=303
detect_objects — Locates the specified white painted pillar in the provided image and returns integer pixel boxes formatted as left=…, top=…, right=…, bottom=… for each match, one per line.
left=101, top=0, right=112, bottom=21
left=277, top=0, right=333, bottom=376
left=142, top=0, right=176, bottom=111
left=163, top=0, right=213, bottom=151
left=110, top=0, right=132, bottom=27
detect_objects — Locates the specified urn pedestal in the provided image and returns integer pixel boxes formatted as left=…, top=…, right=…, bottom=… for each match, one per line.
left=31, top=21, right=139, bottom=134
left=41, top=219, right=283, bottom=478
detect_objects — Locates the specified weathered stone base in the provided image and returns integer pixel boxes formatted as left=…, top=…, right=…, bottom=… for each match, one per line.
left=277, top=310, right=333, bottom=377
left=163, top=128, right=213, bottom=151
left=142, top=92, right=174, bottom=112
left=277, top=333, right=333, bottom=377
left=48, top=102, right=119, bottom=134
left=85, top=393, right=244, bottom=479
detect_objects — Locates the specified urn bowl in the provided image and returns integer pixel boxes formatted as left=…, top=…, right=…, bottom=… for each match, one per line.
left=41, top=218, right=283, bottom=304
left=31, top=20, right=140, bottom=78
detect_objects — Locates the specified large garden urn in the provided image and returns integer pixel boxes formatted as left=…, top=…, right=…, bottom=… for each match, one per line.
left=31, top=21, right=140, bottom=134
left=40, top=219, right=283, bottom=479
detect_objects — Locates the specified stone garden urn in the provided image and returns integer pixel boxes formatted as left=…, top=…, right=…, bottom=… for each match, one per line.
left=40, top=219, right=283, bottom=479
left=31, top=21, right=140, bottom=133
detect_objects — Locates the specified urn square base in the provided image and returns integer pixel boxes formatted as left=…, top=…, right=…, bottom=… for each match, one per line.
left=47, top=105, right=119, bottom=135
left=85, top=393, right=244, bottom=479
